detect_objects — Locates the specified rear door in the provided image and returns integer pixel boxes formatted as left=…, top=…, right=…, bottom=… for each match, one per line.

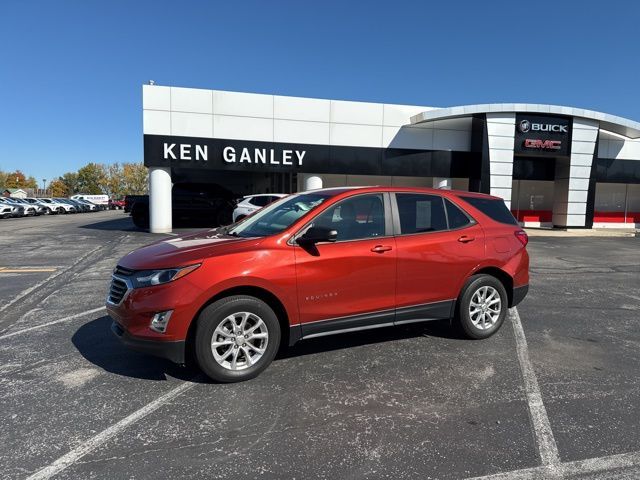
left=392, top=193, right=485, bottom=323
left=294, top=193, right=397, bottom=337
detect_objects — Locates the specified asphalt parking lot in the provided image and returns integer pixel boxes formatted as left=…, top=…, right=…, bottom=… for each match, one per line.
left=1, top=211, right=639, bottom=479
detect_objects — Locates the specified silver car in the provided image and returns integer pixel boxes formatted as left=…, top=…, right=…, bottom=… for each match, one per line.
left=0, top=202, right=16, bottom=218
left=38, top=198, right=75, bottom=214
left=11, top=198, right=46, bottom=215
left=24, top=197, right=54, bottom=215
left=0, top=198, right=26, bottom=217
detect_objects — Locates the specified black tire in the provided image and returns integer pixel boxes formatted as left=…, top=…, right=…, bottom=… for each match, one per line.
left=456, top=274, right=508, bottom=339
left=195, top=295, right=281, bottom=383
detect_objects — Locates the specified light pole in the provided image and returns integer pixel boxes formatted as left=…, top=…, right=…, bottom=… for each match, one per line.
left=42, top=179, right=46, bottom=196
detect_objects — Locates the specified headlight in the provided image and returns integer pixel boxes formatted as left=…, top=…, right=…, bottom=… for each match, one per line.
left=131, top=264, right=201, bottom=288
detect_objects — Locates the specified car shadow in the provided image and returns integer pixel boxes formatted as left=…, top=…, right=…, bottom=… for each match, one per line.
left=74, top=315, right=466, bottom=382
left=278, top=318, right=466, bottom=359
left=79, top=216, right=147, bottom=232
left=72, top=315, right=206, bottom=383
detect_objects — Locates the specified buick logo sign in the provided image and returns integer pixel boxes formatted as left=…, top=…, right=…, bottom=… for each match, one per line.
left=518, top=120, right=531, bottom=133
left=517, top=119, right=568, bottom=133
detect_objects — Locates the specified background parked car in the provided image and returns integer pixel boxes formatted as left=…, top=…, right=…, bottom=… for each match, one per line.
left=13, top=198, right=47, bottom=215
left=130, top=183, right=236, bottom=229
left=78, top=199, right=102, bottom=211
left=0, top=197, right=36, bottom=216
left=124, top=195, right=146, bottom=213
left=232, top=193, right=288, bottom=222
left=109, top=198, right=125, bottom=210
left=23, top=198, right=54, bottom=214
left=38, top=198, right=75, bottom=214
left=0, top=199, right=23, bottom=218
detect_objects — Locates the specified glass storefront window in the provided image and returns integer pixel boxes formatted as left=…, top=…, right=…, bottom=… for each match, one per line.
left=595, top=183, right=640, bottom=224
left=511, top=180, right=554, bottom=223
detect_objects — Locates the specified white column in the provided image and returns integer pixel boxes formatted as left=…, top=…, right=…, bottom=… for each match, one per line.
left=486, top=113, right=516, bottom=209
left=433, top=177, right=452, bottom=190
left=561, top=118, right=599, bottom=227
left=149, top=167, right=172, bottom=233
left=304, top=175, right=323, bottom=191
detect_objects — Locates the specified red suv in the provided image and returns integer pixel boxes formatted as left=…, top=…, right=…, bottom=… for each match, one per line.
left=107, top=187, right=528, bottom=382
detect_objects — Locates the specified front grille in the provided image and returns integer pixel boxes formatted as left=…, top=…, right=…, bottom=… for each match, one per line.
left=114, top=265, right=135, bottom=276
left=108, top=277, right=130, bottom=305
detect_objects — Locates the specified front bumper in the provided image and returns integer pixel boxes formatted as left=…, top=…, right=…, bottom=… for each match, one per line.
left=111, top=321, right=186, bottom=364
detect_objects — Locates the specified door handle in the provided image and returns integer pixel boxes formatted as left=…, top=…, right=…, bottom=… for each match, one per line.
left=371, top=245, right=392, bottom=253
left=458, top=235, right=475, bottom=243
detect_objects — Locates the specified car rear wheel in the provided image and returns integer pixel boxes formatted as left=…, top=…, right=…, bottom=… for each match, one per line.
left=456, top=274, right=507, bottom=339
left=195, top=295, right=281, bottom=383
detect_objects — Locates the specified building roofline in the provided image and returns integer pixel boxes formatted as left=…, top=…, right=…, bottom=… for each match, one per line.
left=410, top=104, right=640, bottom=139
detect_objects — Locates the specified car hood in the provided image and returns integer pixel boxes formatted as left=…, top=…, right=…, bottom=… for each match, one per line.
left=118, top=229, right=264, bottom=270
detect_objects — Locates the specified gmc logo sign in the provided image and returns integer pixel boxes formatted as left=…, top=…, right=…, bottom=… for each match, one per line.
left=524, top=139, right=562, bottom=150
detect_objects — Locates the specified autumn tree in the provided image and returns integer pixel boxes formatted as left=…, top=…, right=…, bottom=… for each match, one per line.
left=0, top=170, right=8, bottom=189
left=76, top=163, right=107, bottom=194
left=122, top=163, right=148, bottom=195
left=49, top=179, right=68, bottom=197
left=5, top=170, right=28, bottom=188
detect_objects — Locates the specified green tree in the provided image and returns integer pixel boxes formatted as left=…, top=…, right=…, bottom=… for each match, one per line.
left=25, top=175, right=38, bottom=189
left=60, top=172, right=79, bottom=195
left=76, top=163, right=107, bottom=194
left=122, top=163, right=148, bottom=194
left=0, top=170, right=7, bottom=189
left=106, top=163, right=124, bottom=198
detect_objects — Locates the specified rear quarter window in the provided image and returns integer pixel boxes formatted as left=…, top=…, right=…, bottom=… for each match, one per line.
left=460, top=196, right=519, bottom=226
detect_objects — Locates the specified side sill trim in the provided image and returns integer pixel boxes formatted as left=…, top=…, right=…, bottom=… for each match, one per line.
left=303, top=322, right=396, bottom=339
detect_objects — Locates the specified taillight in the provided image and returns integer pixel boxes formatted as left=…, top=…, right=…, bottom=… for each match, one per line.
left=514, top=230, right=528, bottom=247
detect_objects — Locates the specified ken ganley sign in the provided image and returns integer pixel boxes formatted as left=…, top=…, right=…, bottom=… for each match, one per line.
left=143, top=135, right=307, bottom=170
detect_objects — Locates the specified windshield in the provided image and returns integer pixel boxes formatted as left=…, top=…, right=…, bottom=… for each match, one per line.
left=228, top=192, right=334, bottom=238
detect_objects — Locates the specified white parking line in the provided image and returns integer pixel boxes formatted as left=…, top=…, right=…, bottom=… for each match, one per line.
left=0, top=306, right=106, bottom=340
left=465, top=309, right=640, bottom=479
left=0, top=245, right=102, bottom=315
left=26, top=379, right=198, bottom=480
left=509, top=307, right=561, bottom=468
left=466, top=449, right=640, bottom=479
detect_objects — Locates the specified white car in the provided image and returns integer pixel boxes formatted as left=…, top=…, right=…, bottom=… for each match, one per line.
left=232, top=193, right=287, bottom=222
left=38, top=198, right=76, bottom=214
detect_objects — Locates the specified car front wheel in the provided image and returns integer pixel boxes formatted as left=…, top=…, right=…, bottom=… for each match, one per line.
left=195, top=295, right=281, bottom=383
left=456, top=274, right=508, bottom=339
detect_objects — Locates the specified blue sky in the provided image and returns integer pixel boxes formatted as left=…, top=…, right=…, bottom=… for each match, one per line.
left=1, top=0, right=639, bottom=181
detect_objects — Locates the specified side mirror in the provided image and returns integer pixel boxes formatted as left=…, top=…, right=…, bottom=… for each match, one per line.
left=298, top=226, right=338, bottom=245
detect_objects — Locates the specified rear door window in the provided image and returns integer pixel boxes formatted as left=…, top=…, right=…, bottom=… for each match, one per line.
left=460, top=196, right=518, bottom=225
left=395, top=194, right=448, bottom=234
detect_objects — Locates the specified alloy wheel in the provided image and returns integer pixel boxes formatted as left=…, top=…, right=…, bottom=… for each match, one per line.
left=469, top=286, right=502, bottom=330
left=211, top=312, right=269, bottom=370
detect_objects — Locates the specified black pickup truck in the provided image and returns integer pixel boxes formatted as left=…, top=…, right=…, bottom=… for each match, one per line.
left=129, top=183, right=236, bottom=229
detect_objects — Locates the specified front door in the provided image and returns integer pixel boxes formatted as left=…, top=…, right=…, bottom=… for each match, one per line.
left=294, top=193, right=396, bottom=338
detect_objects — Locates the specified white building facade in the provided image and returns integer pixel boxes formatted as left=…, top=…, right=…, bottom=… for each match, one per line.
left=143, top=85, right=640, bottom=233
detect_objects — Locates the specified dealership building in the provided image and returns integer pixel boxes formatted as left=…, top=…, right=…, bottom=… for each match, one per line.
left=142, top=84, right=640, bottom=233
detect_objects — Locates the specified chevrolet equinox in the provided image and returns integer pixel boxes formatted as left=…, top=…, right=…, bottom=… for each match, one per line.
left=107, top=187, right=529, bottom=382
